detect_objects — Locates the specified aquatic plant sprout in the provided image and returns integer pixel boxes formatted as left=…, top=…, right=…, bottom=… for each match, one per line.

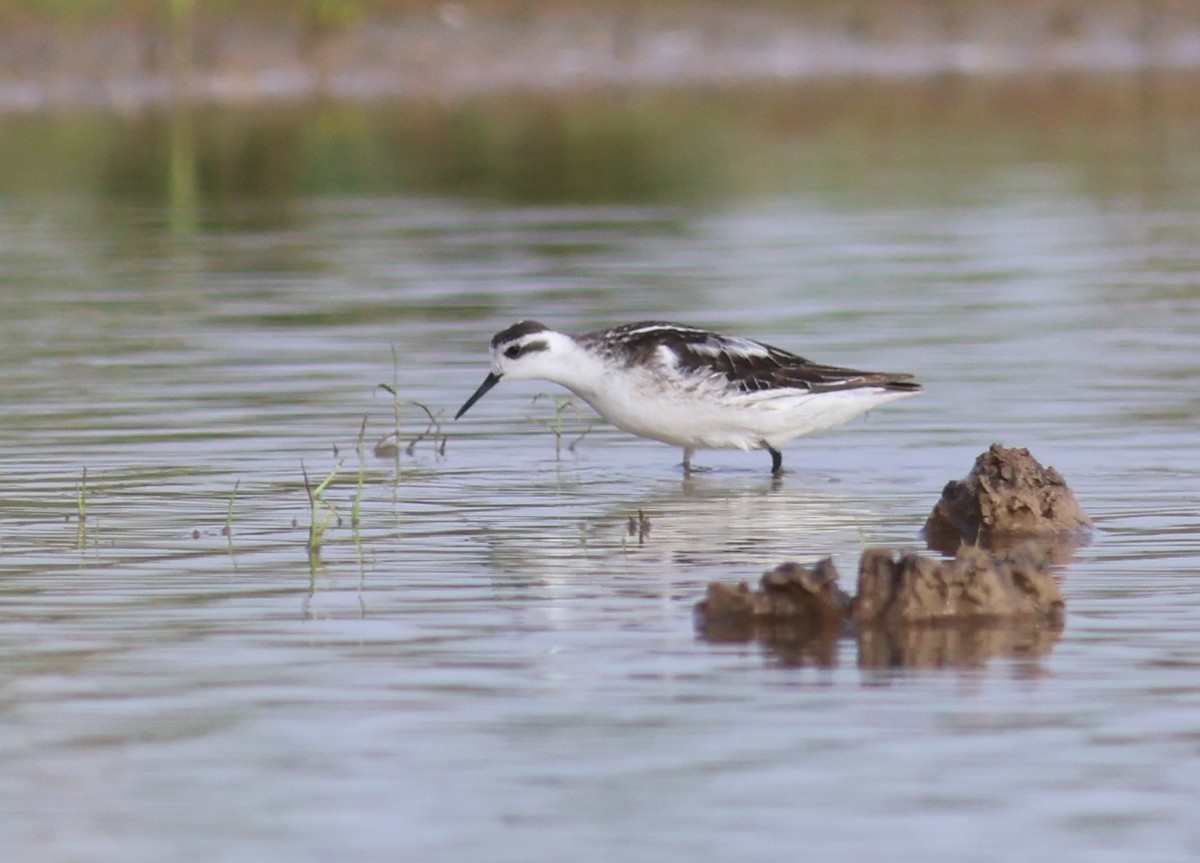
left=525, top=393, right=595, bottom=460
left=302, top=459, right=343, bottom=558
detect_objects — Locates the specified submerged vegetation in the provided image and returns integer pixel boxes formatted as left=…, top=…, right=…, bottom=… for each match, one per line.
left=15, top=355, right=620, bottom=569
left=302, top=459, right=342, bottom=559
left=626, top=509, right=652, bottom=545
left=375, top=390, right=448, bottom=467
left=352, top=416, right=367, bottom=563
left=374, top=345, right=449, bottom=479
left=224, top=479, right=239, bottom=553
left=74, top=467, right=88, bottom=550
left=526, top=394, right=595, bottom=460
left=377, top=346, right=407, bottom=479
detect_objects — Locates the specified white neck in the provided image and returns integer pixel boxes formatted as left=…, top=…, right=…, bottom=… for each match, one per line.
left=537, top=333, right=610, bottom=401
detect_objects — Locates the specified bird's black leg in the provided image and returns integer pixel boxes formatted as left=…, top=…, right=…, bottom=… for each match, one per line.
left=765, top=444, right=783, bottom=475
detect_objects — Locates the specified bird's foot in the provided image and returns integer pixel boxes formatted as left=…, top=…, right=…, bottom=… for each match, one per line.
left=681, top=448, right=712, bottom=474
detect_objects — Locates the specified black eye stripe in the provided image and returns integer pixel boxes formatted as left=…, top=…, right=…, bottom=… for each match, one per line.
left=503, top=339, right=548, bottom=359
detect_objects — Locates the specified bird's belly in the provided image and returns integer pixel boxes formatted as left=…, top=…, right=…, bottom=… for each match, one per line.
left=575, top=382, right=913, bottom=451
left=599, top=399, right=755, bottom=449
left=575, top=385, right=777, bottom=451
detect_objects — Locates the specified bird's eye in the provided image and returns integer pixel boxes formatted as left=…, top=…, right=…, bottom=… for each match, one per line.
left=504, top=345, right=521, bottom=359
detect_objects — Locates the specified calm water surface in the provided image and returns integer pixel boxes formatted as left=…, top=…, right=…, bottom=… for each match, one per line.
left=2, top=75, right=1200, bottom=861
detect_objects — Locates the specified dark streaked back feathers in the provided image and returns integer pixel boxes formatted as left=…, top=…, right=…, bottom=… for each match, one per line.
left=579, top=321, right=921, bottom=395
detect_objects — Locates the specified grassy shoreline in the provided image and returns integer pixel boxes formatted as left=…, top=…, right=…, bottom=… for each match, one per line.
left=1, top=1, right=1199, bottom=111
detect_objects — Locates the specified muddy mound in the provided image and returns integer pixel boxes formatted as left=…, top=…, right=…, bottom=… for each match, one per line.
left=695, top=559, right=850, bottom=666
left=697, top=559, right=850, bottom=633
left=923, top=443, right=1091, bottom=554
left=851, top=543, right=1064, bottom=627
left=695, top=443, right=1077, bottom=668
left=695, top=543, right=1063, bottom=668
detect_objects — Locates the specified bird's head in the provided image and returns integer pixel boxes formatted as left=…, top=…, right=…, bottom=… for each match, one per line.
left=455, top=320, right=566, bottom=419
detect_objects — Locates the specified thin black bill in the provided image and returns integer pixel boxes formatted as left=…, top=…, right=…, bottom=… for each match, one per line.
left=455, top=372, right=502, bottom=420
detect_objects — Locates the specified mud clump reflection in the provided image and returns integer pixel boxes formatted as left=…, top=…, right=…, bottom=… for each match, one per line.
left=855, top=617, right=1061, bottom=671
left=695, top=544, right=1063, bottom=669
left=923, top=443, right=1091, bottom=557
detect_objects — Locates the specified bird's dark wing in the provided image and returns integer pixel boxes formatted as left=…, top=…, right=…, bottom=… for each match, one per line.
left=586, top=322, right=921, bottom=395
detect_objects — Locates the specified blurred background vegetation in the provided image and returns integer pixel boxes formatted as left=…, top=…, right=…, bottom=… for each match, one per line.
left=1, top=1, right=1197, bottom=214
